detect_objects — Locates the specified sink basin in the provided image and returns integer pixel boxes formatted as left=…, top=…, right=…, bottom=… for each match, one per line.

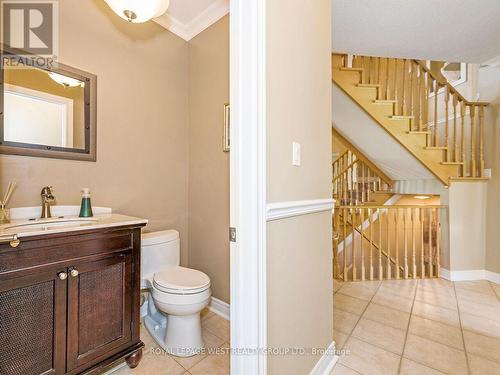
left=5, top=217, right=99, bottom=231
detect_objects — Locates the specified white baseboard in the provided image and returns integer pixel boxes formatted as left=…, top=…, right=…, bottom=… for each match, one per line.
left=309, top=341, right=338, bottom=375
left=209, top=297, right=230, bottom=320
left=440, top=268, right=500, bottom=283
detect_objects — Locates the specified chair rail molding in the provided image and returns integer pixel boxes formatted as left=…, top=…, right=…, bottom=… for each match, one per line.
left=266, top=199, right=335, bottom=221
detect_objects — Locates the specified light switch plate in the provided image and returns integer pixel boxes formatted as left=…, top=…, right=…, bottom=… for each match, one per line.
left=484, top=168, right=492, bottom=178
left=292, top=142, right=301, bottom=166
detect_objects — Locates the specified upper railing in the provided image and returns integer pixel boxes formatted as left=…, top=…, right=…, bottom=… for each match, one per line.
left=335, top=54, right=489, bottom=179
left=333, top=205, right=445, bottom=281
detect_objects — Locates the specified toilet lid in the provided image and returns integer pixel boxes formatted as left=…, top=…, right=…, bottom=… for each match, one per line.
left=153, top=266, right=210, bottom=294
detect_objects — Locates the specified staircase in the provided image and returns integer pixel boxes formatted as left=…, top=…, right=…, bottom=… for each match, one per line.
left=332, top=130, right=393, bottom=206
left=332, top=53, right=490, bottom=185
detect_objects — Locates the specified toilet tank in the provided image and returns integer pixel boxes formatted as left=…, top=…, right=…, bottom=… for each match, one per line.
left=141, top=230, right=180, bottom=281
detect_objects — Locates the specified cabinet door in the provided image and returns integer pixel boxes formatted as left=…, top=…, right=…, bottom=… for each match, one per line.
left=0, top=269, right=67, bottom=375
left=66, top=253, right=133, bottom=372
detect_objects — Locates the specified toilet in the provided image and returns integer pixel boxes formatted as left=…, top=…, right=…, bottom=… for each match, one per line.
left=141, top=230, right=211, bottom=357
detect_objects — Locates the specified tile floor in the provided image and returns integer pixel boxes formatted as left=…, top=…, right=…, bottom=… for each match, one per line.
left=331, top=278, right=500, bottom=375
left=110, top=309, right=230, bottom=375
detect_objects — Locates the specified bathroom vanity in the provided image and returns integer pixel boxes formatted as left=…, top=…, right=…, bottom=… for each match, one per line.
left=0, top=210, right=147, bottom=375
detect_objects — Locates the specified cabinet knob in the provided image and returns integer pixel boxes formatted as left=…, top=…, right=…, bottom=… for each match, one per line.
left=70, top=269, right=79, bottom=277
left=58, top=272, right=68, bottom=280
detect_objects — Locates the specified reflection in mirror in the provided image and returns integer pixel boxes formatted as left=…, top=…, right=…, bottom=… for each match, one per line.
left=3, top=67, right=86, bottom=149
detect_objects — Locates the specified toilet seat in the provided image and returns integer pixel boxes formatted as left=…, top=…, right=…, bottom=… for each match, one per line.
left=153, top=266, right=210, bottom=295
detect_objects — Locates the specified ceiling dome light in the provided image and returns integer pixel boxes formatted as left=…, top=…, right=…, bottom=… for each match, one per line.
left=104, top=0, right=170, bottom=23
left=49, top=72, right=84, bottom=88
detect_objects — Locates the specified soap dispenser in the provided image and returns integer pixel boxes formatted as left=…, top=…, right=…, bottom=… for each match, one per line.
left=79, top=188, right=93, bottom=218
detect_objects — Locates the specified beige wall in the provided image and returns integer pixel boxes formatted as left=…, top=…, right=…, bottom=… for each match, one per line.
left=266, top=0, right=333, bottom=373
left=267, top=213, right=334, bottom=374
left=0, top=0, right=191, bottom=264
left=484, top=102, right=500, bottom=273
left=448, top=182, right=487, bottom=271
left=480, top=65, right=500, bottom=273
left=188, top=16, right=230, bottom=303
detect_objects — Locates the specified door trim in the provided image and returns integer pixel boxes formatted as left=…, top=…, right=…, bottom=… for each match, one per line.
left=230, top=0, right=267, bottom=373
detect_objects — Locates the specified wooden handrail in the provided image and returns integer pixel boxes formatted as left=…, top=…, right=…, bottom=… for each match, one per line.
left=338, top=205, right=446, bottom=209
left=332, top=159, right=359, bottom=183
left=333, top=129, right=393, bottom=186
left=413, top=60, right=489, bottom=107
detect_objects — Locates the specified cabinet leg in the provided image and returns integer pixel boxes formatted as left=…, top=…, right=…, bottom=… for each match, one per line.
left=126, top=349, right=143, bottom=369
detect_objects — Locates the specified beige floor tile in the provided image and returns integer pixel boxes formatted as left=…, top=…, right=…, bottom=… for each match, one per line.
left=461, top=312, right=500, bottom=339
left=173, top=329, right=226, bottom=370
left=202, top=314, right=230, bottom=342
left=372, top=290, right=413, bottom=313
left=377, top=281, right=416, bottom=299
left=419, top=278, right=453, bottom=288
left=458, top=298, right=500, bottom=322
left=338, top=337, right=400, bottom=375
left=455, top=280, right=496, bottom=296
left=351, top=317, right=406, bottom=354
left=334, top=280, right=345, bottom=293
left=399, top=358, right=446, bottom=375
left=415, top=288, right=458, bottom=310
left=456, top=288, right=499, bottom=307
left=112, top=351, right=186, bottom=375
left=412, top=301, right=460, bottom=327
left=140, top=324, right=161, bottom=354
left=490, top=282, right=500, bottom=298
left=362, top=303, right=410, bottom=330
left=189, top=342, right=230, bottom=375
left=338, top=281, right=380, bottom=301
left=331, top=363, right=361, bottom=375
left=408, top=315, right=464, bottom=350
left=418, top=283, right=456, bottom=298
left=201, top=308, right=215, bottom=321
left=333, top=329, right=349, bottom=350
left=334, top=308, right=360, bottom=334
left=403, top=334, right=468, bottom=375
left=334, top=293, right=369, bottom=315
left=463, top=330, right=500, bottom=363
left=468, top=353, right=500, bottom=375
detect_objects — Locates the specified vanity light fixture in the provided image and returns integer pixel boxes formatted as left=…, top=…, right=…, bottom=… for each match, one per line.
left=103, top=0, right=170, bottom=23
left=49, top=72, right=84, bottom=88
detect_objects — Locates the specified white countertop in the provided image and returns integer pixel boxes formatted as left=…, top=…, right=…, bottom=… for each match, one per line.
left=0, top=213, right=148, bottom=239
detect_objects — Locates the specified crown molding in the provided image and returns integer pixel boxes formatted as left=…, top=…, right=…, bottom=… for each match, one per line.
left=154, top=0, right=229, bottom=41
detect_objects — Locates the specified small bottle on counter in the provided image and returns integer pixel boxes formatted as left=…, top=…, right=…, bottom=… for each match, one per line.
left=79, top=188, right=93, bottom=218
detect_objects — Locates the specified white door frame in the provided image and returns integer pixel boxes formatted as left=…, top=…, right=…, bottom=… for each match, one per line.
left=229, top=0, right=267, bottom=374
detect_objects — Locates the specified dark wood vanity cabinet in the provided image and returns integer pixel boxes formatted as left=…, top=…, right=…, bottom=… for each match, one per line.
left=0, top=224, right=146, bottom=375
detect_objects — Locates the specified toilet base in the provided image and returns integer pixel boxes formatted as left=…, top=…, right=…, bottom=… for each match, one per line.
left=144, top=294, right=205, bottom=358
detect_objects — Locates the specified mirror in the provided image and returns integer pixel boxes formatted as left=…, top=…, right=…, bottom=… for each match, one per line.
left=0, top=55, right=97, bottom=161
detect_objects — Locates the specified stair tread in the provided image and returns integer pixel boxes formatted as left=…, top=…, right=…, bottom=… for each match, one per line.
left=407, top=131, right=431, bottom=135
left=425, top=146, right=448, bottom=150
left=373, top=100, right=397, bottom=105
left=450, top=177, right=490, bottom=181
left=390, top=115, right=415, bottom=119
left=340, top=67, right=363, bottom=72
left=357, top=83, right=381, bottom=88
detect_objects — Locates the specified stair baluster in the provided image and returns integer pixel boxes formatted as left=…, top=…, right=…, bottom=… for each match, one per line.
left=470, top=105, right=476, bottom=177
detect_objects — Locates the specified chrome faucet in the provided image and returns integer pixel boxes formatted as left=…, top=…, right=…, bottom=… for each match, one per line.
left=40, top=186, right=55, bottom=219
